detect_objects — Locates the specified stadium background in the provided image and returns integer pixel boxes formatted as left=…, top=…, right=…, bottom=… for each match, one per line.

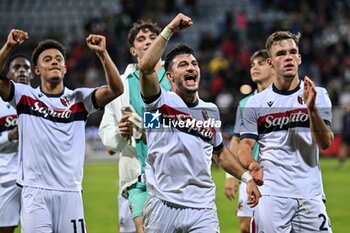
left=0, top=0, right=348, bottom=232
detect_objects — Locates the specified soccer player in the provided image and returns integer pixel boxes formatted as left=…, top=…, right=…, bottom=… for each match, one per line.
left=138, top=13, right=261, bottom=232
left=99, top=19, right=171, bottom=233
left=0, top=29, right=124, bottom=233
left=0, top=54, right=33, bottom=233
left=239, top=31, right=334, bottom=232
left=224, top=49, right=274, bottom=233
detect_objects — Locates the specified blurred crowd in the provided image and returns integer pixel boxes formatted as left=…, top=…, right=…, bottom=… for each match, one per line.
left=1, top=0, right=350, bottom=133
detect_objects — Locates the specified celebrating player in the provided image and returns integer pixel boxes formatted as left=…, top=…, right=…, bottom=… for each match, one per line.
left=0, top=29, right=124, bottom=233
left=99, top=19, right=171, bottom=233
left=138, top=13, right=261, bottom=232
left=239, top=31, right=333, bottom=232
left=0, top=53, right=33, bottom=233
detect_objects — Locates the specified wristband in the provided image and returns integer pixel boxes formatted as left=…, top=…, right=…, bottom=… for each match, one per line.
left=160, top=27, right=173, bottom=41
left=241, top=171, right=253, bottom=183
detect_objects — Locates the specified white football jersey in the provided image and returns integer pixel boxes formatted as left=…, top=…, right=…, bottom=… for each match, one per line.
left=8, top=82, right=98, bottom=191
left=241, top=81, right=332, bottom=199
left=0, top=98, right=18, bottom=183
left=144, top=88, right=223, bottom=209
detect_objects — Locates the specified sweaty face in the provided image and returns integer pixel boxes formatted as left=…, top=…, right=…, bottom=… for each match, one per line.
left=8, top=57, right=32, bottom=84
left=169, top=54, right=200, bottom=95
left=250, top=57, right=273, bottom=83
left=268, top=39, right=301, bottom=80
left=130, top=28, right=157, bottom=59
left=35, top=48, right=67, bottom=84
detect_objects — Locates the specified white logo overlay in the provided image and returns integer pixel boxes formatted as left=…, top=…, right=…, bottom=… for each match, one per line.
left=144, top=110, right=222, bottom=131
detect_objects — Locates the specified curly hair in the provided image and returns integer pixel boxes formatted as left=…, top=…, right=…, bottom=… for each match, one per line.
left=32, top=39, right=66, bottom=66
left=127, top=19, right=161, bottom=47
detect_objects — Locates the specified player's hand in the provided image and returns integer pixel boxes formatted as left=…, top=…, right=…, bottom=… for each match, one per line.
left=118, top=114, right=133, bottom=139
left=246, top=180, right=261, bottom=207
left=7, top=29, right=28, bottom=47
left=249, top=161, right=264, bottom=186
left=224, top=177, right=238, bottom=200
left=86, top=34, right=106, bottom=55
left=167, top=13, right=193, bottom=32
left=303, top=76, right=317, bottom=111
left=8, top=126, right=18, bottom=141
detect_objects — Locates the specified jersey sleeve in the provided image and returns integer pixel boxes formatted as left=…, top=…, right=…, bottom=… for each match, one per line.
left=9, top=82, right=24, bottom=107
left=74, top=87, right=98, bottom=114
left=212, top=104, right=223, bottom=148
left=232, top=105, right=241, bottom=137
left=316, top=87, right=332, bottom=125
left=143, top=87, right=167, bottom=111
left=240, top=97, right=258, bottom=141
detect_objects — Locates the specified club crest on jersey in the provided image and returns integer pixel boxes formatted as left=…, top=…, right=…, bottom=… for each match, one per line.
left=297, top=95, right=304, bottom=105
left=60, top=96, right=70, bottom=107
left=202, top=110, right=209, bottom=120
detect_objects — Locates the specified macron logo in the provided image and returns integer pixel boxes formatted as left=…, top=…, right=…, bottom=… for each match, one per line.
left=144, top=110, right=161, bottom=128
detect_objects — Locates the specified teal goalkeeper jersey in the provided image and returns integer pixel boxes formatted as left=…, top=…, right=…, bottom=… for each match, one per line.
left=233, top=93, right=259, bottom=160
left=128, top=67, right=171, bottom=174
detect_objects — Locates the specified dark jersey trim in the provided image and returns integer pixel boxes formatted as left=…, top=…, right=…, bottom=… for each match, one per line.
left=16, top=95, right=88, bottom=123
left=39, top=86, right=64, bottom=97
left=213, top=142, right=224, bottom=152
left=91, top=89, right=103, bottom=110
left=0, top=115, right=17, bottom=133
left=272, top=81, right=301, bottom=95
left=240, top=133, right=258, bottom=141
left=142, top=89, right=161, bottom=104
left=158, top=104, right=217, bottom=144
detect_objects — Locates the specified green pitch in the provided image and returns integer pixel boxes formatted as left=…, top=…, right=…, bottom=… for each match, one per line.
left=15, top=158, right=349, bottom=233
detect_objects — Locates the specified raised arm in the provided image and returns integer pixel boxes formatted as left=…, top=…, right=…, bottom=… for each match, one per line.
left=0, top=29, right=28, bottom=99
left=303, top=76, right=334, bottom=149
left=138, top=13, right=193, bottom=99
left=86, top=34, right=124, bottom=108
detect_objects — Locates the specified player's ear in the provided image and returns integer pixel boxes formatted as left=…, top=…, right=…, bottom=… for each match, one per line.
left=267, top=58, right=273, bottom=67
left=166, top=71, right=174, bottom=82
left=129, top=47, right=137, bottom=57
left=34, top=66, right=40, bottom=75
left=297, top=54, right=302, bottom=65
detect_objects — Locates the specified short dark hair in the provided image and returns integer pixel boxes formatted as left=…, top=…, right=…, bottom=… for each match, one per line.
left=6, top=53, right=31, bottom=70
left=250, top=49, right=269, bottom=63
left=127, top=19, right=161, bottom=47
left=32, top=39, right=66, bottom=66
left=164, top=44, right=195, bottom=71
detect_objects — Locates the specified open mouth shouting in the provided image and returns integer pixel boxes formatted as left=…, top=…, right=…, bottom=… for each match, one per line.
left=184, top=73, right=197, bottom=86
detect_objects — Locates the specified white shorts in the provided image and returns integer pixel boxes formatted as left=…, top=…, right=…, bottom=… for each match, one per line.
left=0, top=180, right=21, bottom=227
left=143, top=195, right=219, bottom=233
left=118, top=193, right=135, bottom=233
left=21, top=186, right=86, bottom=233
left=251, top=195, right=332, bottom=233
left=236, top=182, right=254, bottom=217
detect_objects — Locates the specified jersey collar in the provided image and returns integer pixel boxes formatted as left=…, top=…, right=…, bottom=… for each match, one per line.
left=272, top=80, right=301, bottom=95
left=39, top=86, right=65, bottom=97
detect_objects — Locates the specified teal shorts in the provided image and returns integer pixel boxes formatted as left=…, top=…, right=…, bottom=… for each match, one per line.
left=127, top=182, right=147, bottom=219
